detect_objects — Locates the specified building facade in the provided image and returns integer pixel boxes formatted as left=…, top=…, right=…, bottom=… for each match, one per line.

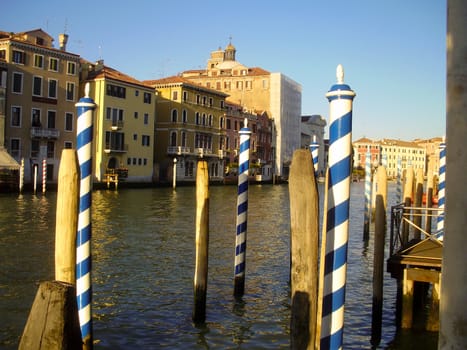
left=181, top=42, right=301, bottom=180
left=82, top=61, right=156, bottom=183
left=144, top=76, right=228, bottom=183
left=301, top=114, right=327, bottom=176
left=0, top=29, right=80, bottom=184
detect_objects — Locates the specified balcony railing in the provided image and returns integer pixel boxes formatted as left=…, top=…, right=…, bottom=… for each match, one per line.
left=104, top=143, right=128, bottom=153
left=30, top=127, right=60, bottom=139
left=167, top=146, right=191, bottom=155
left=111, top=120, right=124, bottom=130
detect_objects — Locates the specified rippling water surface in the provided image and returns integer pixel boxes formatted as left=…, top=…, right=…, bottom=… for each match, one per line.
left=0, top=183, right=438, bottom=349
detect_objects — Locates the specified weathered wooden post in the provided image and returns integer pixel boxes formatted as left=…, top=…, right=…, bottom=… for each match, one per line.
left=289, top=149, right=319, bottom=350
left=33, top=164, right=38, bottom=194
left=321, top=64, right=355, bottom=349
left=193, top=160, right=209, bottom=323
left=439, top=1, right=467, bottom=347
left=55, top=149, right=80, bottom=283
left=402, top=167, right=414, bottom=245
left=371, top=165, right=387, bottom=347
left=424, top=171, right=434, bottom=235
left=19, top=150, right=82, bottom=350
left=413, top=168, right=424, bottom=240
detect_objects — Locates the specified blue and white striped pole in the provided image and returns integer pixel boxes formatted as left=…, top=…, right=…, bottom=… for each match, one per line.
left=396, top=157, right=402, bottom=204
left=76, top=83, right=96, bottom=349
left=436, top=140, right=446, bottom=240
left=310, top=135, right=319, bottom=176
left=321, top=64, right=355, bottom=350
left=234, top=118, right=251, bottom=297
left=363, top=152, right=371, bottom=239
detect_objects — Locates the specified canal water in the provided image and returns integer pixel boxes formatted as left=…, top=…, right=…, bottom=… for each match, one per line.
left=0, top=183, right=438, bottom=349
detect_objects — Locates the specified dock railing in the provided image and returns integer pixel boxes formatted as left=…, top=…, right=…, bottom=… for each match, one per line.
left=390, top=204, right=444, bottom=257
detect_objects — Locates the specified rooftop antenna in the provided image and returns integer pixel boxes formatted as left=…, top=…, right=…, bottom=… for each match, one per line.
left=64, top=18, right=68, bottom=34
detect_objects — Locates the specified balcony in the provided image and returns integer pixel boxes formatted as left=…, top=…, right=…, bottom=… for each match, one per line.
left=111, top=120, right=124, bottom=130
left=167, top=146, right=191, bottom=155
left=30, top=127, right=60, bottom=139
left=104, top=143, right=128, bottom=154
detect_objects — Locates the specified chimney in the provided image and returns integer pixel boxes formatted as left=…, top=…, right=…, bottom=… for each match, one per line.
left=58, top=33, right=68, bottom=51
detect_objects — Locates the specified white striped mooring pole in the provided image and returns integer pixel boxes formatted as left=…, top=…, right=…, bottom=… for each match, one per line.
left=436, top=140, right=446, bottom=239
left=363, top=152, right=371, bottom=239
left=310, top=134, right=319, bottom=176
left=234, top=118, right=251, bottom=297
left=321, top=64, right=355, bottom=350
left=42, top=158, right=47, bottom=194
left=76, top=82, right=96, bottom=349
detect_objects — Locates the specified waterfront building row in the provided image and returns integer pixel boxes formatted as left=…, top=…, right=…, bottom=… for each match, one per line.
left=0, top=29, right=290, bottom=186
left=353, top=136, right=443, bottom=178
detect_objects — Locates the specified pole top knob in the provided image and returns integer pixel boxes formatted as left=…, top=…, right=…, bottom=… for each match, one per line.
left=336, top=64, right=344, bottom=84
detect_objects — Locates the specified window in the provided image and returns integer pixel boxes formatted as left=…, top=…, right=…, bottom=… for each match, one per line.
left=65, top=112, right=73, bottom=131
left=144, top=113, right=149, bottom=125
left=182, top=109, right=187, bottom=123
left=143, top=92, right=151, bottom=104
left=12, top=72, right=23, bottom=93
left=34, top=54, right=44, bottom=68
left=10, top=139, right=20, bottom=158
left=47, top=141, right=55, bottom=158
left=64, top=141, right=73, bottom=149
left=105, top=131, right=125, bottom=151
left=219, top=116, right=224, bottom=129
left=183, top=91, right=188, bottom=102
left=226, top=118, right=231, bottom=129
left=135, top=90, right=139, bottom=96
left=49, top=58, right=59, bottom=72
left=133, top=133, right=138, bottom=141
left=12, top=50, right=26, bottom=64
left=36, top=37, right=44, bottom=45
left=181, top=131, right=187, bottom=147
left=172, top=91, right=178, bottom=100
left=48, top=79, right=57, bottom=98
left=170, top=132, right=177, bottom=147
left=32, top=109, right=41, bottom=127
left=106, top=84, right=126, bottom=98
left=31, top=140, right=40, bottom=158
left=11, top=106, right=21, bottom=127
left=67, top=62, right=76, bottom=75
left=209, top=97, right=213, bottom=107
left=202, top=96, right=207, bottom=105
left=208, top=114, right=213, bottom=126
left=171, top=109, right=178, bottom=122
left=142, top=135, right=150, bottom=146
left=47, top=110, right=56, bottom=129
left=195, top=112, right=200, bottom=125
left=196, top=95, right=200, bottom=104
left=134, top=111, right=138, bottom=119
left=220, top=100, right=225, bottom=109
left=33, top=76, right=42, bottom=96
left=0, top=49, right=5, bottom=60
left=66, top=82, right=75, bottom=101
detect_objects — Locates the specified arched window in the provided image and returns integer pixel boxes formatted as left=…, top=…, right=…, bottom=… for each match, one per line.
left=171, top=109, right=178, bottom=123
left=202, top=113, right=206, bottom=126
left=170, top=131, right=177, bottom=146
left=195, top=112, right=200, bottom=125
left=181, top=131, right=187, bottom=147
left=182, top=109, right=187, bottom=123
left=219, top=116, right=224, bottom=129
left=208, top=114, right=213, bottom=126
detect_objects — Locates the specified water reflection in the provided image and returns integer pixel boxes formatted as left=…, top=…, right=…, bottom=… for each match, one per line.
left=1, top=184, right=438, bottom=349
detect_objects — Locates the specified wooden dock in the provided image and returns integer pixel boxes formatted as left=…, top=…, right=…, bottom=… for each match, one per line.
left=387, top=204, right=443, bottom=332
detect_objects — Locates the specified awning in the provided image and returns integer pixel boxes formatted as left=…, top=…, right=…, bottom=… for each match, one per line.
left=0, top=148, right=20, bottom=170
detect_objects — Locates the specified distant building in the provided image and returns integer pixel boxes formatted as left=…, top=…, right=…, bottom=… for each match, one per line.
left=144, top=76, right=228, bottom=183
left=181, top=42, right=301, bottom=180
left=82, top=60, right=156, bottom=183
left=0, top=29, right=80, bottom=184
left=353, top=137, right=428, bottom=178
left=413, top=137, right=443, bottom=176
left=301, top=114, right=326, bottom=176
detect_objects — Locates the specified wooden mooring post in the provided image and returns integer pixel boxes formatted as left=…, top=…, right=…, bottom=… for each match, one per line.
left=19, top=149, right=82, bottom=350
left=371, top=165, right=387, bottom=347
left=289, top=149, right=319, bottom=350
left=193, top=160, right=209, bottom=323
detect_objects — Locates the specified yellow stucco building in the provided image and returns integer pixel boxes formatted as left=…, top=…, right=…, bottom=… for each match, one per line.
left=144, top=76, right=228, bottom=183
left=82, top=61, right=155, bottom=183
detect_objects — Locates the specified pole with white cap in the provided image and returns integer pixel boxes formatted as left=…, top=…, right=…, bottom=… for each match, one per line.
left=320, top=64, right=355, bottom=350
left=75, top=82, right=96, bottom=349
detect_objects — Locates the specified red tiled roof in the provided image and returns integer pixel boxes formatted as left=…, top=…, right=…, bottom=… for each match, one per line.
left=88, top=65, right=153, bottom=89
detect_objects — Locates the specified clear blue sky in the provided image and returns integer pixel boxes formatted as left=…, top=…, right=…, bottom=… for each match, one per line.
left=3, top=0, right=446, bottom=141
